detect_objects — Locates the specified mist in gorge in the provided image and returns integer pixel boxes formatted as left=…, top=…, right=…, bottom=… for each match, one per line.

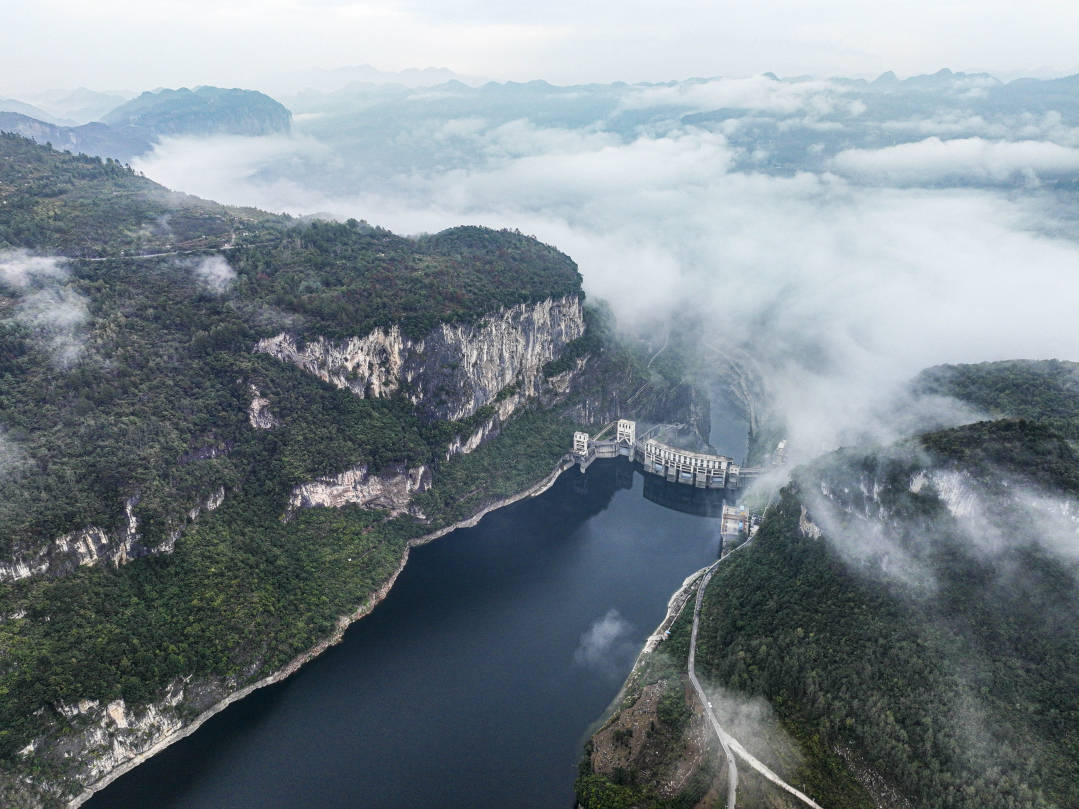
left=6, top=2, right=1079, bottom=807
left=131, top=72, right=1079, bottom=463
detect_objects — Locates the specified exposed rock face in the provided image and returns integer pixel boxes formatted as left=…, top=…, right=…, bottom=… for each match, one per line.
left=11, top=459, right=577, bottom=809
left=445, top=393, right=522, bottom=459
left=287, top=463, right=432, bottom=518
left=247, top=385, right=279, bottom=429
left=1, top=486, right=228, bottom=584
left=48, top=691, right=189, bottom=789
left=926, top=469, right=978, bottom=518
left=255, top=296, right=585, bottom=421
left=565, top=378, right=712, bottom=447
left=0, top=498, right=143, bottom=584
left=18, top=677, right=231, bottom=808
left=819, top=467, right=979, bottom=525
left=190, top=486, right=226, bottom=520
left=799, top=505, right=823, bottom=539
left=160, top=486, right=228, bottom=554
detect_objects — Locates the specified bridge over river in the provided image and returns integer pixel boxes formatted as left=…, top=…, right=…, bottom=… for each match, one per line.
left=572, top=419, right=761, bottom=490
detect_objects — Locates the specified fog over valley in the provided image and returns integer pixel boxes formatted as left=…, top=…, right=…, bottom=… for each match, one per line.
left=5, top=4, right=1079, bottom=807
left=130, top=72, right=1079, bottom=462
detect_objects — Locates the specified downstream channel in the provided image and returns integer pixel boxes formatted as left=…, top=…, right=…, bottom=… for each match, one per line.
left=87, top=419, right=744, bottom=808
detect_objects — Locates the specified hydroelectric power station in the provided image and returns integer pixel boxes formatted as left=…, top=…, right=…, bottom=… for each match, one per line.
left=572, top=419, right=758, bottom=490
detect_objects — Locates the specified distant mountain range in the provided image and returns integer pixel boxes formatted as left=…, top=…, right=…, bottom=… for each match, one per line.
left=0, top=86, right=291, bottom=162
left=0, top=97, right=69, bottom=126
left=15, top=87, right=131, bottom=125
left=102, top=86, right=291, bottom=136
left=262, top=63, right=487, bottom=96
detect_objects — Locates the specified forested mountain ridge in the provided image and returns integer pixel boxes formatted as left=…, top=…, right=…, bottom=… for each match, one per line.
left=0, top=87, right=291, bottom=162
left=578, top=360, right=1079, bottom=809
left=0, top=133, right=586, bottom=561
left=0, top=133, right=581, bottom=336
left=101, top=87, right=291, bottom=137
left=0, top=135, right=695, bottom=808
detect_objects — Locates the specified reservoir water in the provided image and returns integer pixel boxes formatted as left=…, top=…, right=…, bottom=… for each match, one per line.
left=85, top=459, right=733, bottom=809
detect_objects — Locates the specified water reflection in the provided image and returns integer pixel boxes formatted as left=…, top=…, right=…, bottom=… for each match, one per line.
left=641, top=473, right=730, bottom=517
left=85, top=461, right=724, bottom=809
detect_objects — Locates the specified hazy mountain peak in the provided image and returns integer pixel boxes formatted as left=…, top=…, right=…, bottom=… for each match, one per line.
left=102, top=86, right=292, bottom=137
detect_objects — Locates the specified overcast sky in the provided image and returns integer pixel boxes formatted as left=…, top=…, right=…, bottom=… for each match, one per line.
left=4, top=0, right=1079, bottom=94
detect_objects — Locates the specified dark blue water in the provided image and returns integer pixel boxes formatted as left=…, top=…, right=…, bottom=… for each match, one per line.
left=708, top=390, right=749, bottom=461
left=85, top=460, right=727, bottom=809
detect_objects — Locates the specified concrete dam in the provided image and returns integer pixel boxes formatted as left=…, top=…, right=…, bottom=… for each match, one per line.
left=572, top=419, right=759, bottom=490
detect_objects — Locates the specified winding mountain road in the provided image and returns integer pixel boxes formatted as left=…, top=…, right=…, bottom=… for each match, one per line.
left=74, top=238, right=278, bottom=263
left=688, top=559, right=739, bottom=808
left=687, top=539, right=826, bottom=809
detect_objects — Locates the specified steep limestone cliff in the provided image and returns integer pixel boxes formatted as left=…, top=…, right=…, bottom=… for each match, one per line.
left=255, top=296, right=585, bottom=421
left=445, top=392, right=523, bottom=459
left=286, top=464, right=431, bottom=518
left=2, top=486, right=228, bottom=583
left=0, top=498, right=143, bottom=584
left=247, top=385, right=279, bottom=429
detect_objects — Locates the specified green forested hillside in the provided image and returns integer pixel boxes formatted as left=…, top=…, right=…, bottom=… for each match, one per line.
left=701, top=369, right=1079, bottom=809
left=916, top=359, right=1079, bottom=435
left=0, top=134, right=585, bottom=553
left=101, top=86, right=292, bottom=137
left=0, top=135, right=636, bottom=807
left=580, top=361, right=1079, bottom=809
left=0, top=133, right=581, bottom=337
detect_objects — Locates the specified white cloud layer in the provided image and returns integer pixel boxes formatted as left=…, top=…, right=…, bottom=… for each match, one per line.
left=130, top=77, right=1079, bottom=463
left=191, top=254, right=236, bottom=294
left=831, top=137, right=1079, bottom=184
left=0, top=251, right=68, bottom=288
left=574, top=608, right=637, bottom=677
left=0, top=250, right=91, bottom=367
left=621, top=76, right=863, bottom=118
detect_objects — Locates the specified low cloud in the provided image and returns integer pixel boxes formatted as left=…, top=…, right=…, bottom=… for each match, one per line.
left=620, top=75, right=861, bottom=118
left=0, top=251, right=68, bottom=289
left=130, top=81, right=1079, bottom=467
left=574, top=608, right=637, bottom=677
left=704, top=685, right=803, bottom=778
left=802, top=448, right=1079, bottom=598
left=805, top=485, right=940, bottom=595
left=831, top=136, right=1079, bottom=185
left=0, top=251, right=91, bottom=367
left=14, top=287, right=91, bottom=367
left=0, top=428, right=27, bottom=481
left=190, top=254, right=236, bottom=294
left=933, top=470, right=1079, bottom=575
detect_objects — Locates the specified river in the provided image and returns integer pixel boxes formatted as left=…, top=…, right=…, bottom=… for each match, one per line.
left=86, top=415, right=745, bottom=809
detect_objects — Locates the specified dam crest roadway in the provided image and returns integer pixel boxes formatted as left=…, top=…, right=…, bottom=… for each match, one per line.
left=572, top=419, right=761, bottom=489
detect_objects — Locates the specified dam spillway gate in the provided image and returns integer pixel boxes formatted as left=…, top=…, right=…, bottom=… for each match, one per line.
left=572, top=419, right=757, bottom=490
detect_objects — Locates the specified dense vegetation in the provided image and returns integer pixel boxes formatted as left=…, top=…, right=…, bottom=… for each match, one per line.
left=688, top=366, right=1079, bottom=809
left=0, top=134, right=586, bottom=556
left=101, top=86, right=292, bottom=137
left=917, top=359, right=1079, bottom=437
left=0, top=135, right=644, bottom=805
left=239, top=221, right=583, bottom=339
left=0, top=408, right=576, bottom=765
left=693, top=468, right=1079, bottom=808
left=0, top=86, right=292, bottom=164
left=579, top=360, right=1079, bottom=809
left=0, top=133, right=582, bottom=339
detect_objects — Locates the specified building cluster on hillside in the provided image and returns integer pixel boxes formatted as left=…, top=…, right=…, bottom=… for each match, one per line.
left=720, top=503, right=757, bottom=537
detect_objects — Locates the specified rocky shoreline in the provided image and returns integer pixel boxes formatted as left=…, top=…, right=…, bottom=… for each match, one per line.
left=594, top=564, right=708, bottom=728
left=68, top=458, right=575, bottom=808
